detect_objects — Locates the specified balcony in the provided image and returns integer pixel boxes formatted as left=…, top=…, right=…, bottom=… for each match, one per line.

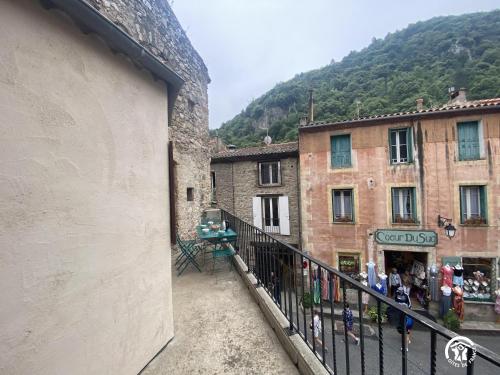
left=145, top=210, right=500, bottom=375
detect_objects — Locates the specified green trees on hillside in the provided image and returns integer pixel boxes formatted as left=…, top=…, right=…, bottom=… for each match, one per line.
left=217, top=10, right=500, bottom=147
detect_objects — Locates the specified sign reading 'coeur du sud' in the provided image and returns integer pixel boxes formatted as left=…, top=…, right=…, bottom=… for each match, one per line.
left=375, top=229, right=438, bottom=247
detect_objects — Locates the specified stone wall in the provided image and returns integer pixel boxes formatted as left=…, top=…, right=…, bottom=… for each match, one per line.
left=212, top=158, right=301, bottom=246
left=85, top=0, right=211, bottom=236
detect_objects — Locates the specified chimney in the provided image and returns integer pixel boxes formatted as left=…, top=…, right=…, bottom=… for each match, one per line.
left=299, top=115, right=308, bottom=126
left=448, top=87, right=467, bottom=105
left=416, top=98, right=424, bottom=111
left=227, top=144, right=237, bottom=152
left=307, top=89, right=314, bottom=123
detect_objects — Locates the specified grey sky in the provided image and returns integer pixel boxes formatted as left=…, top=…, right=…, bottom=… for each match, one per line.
left=171, top=0, right=499, bottom=129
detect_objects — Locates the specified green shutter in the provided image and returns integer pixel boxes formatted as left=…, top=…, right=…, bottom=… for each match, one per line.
left=331, top=135, right=351, bottom=168
left=407, top=128, right=413, bottom=162
left=480, top=186, right=487, bottom=223
left=411, top=188, right=417, bottom=222
left=459, top=186, right=465, bottom=224
left=458, top=122, right=480, bottom=160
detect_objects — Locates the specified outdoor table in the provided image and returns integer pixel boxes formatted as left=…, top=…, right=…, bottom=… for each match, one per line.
left=196, top=226, right=237, bottom=272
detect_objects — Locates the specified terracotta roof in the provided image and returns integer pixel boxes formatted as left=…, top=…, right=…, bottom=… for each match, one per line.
left=300, top=98, right=500, bottom=131
left=211, top=142, right=298, bottom=162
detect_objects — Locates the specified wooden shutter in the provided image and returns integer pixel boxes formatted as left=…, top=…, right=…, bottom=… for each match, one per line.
left=480, top=186, right=487, bottom=223
left=458, top=122, right=479, bottom=160
left=252, top=197, right=262, bottom=229
left=407, top=128, right=413, bottom=162
left=278, top=196, right=290, bottom=235
left=332, top=135, right=351, bottom=168
left=411, top=188, right=417, bottom=222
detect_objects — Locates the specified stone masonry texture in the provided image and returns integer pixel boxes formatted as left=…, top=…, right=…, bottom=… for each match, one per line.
left=85, top=0, right=211, bottom=237
left=211, top=157, right=301, bottom=247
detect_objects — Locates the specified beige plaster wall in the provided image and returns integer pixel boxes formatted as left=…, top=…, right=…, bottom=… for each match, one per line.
left=0, top=1, right=173, bottom=374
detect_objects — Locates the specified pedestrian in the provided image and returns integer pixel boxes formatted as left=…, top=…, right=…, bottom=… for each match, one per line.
left=311, top=310, right=328, bottom=352
left=389, top=268, right=402, bottom=297
left=394, top=286, right=412, bottom=351
left=342, top=303, right=360, bottom=345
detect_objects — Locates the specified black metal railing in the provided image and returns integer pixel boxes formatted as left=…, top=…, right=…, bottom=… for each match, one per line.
left=221, top=209, right=500, bottom=375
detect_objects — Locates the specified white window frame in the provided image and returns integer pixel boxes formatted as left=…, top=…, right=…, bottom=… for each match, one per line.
left=391, top=128, right=408, bottom=164
left=462, top=186, right=481, bottom=219
left=258, top=161, right=281, bottom=186
left=261, top=196, right=280, bottom=233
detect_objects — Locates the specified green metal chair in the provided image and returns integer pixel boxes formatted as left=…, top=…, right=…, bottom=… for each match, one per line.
left=211, top=239, right=235, bottom=274
left=176, top=234, right=202, bottom=276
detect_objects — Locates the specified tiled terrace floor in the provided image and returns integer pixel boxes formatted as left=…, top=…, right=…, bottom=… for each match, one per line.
left=142, top=262, right=299, bottom=375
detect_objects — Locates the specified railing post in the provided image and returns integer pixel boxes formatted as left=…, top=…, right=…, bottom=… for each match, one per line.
left=467, top=346, right=475, bottom=375
left=357, top=288, right=366, bottom=375
left=342, top=279, right=351, bottom=375
left=401, top=312, right=407, bottom=375
left=430, top=330, right=436, bottom=375
left=377, top=299, right=384, bottom=375
left=329, top=272, right=338, bottom=375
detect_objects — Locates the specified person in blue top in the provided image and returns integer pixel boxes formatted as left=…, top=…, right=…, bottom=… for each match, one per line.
left=342, top=303, right=360, bottom=345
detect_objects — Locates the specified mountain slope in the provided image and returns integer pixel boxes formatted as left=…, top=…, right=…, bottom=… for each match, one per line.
left=216, top=10, right=500, bottom=147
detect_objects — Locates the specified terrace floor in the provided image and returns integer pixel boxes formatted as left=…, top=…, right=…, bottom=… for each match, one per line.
left=141, top=261, right=299, bottom=375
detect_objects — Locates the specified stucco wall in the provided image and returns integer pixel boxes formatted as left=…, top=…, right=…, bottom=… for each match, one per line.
left=212, top=158, right=301, bottom=246
left=299, top=112, right=500, bottom=268
left=0, top=1, right=172, bottom=374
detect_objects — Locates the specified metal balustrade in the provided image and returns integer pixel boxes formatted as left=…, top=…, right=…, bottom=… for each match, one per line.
left=221, top=209, right=500, bottom=375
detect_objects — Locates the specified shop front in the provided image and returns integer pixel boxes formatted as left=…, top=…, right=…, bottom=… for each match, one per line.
left=374, top=229, right=437, bottom=309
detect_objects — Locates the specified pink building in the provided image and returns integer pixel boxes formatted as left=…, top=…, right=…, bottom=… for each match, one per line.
left=299, top=93, right=500, bottom=320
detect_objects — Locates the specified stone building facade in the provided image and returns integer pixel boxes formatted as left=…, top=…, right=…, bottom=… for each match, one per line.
left=211, top=142, right=301, bottom=247
left=0, top=0, right=208, bottom=373
left=85, top=0, right=211, bottom=237
left=299, top=96, right=500, bottom=320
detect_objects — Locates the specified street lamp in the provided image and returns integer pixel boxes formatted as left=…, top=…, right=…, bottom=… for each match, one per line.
left=438, top=215, right=456, bottom=239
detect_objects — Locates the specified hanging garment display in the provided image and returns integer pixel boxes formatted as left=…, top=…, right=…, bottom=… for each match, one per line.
left=372, top=283, right=384, bottom=295
left=453, top=265, right=464, bottom=287
left=429, top=264, right=439, bottom=302
left=367, top=261, right=377, bottom=287
left=411, top=261, right=425, bottom=279
left=452, top=286, right=465, bottom=321
left=313, top=278, right=321, bottom=304
left=362, top=280, right=370, bottom=305
left=439, top=285, right=452, bottom=318
left=379, top=273, right=388, bottom=296
left=441, top=264, right=453, bottom=287
left=495, top=290, right=500, bottom=317
left=321, top=269, right=329, bottom=300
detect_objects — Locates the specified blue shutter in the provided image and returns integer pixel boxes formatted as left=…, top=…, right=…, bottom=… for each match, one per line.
left=458, top=122, right=480, bottom=160
left=331, top=135, right=351, bottom=168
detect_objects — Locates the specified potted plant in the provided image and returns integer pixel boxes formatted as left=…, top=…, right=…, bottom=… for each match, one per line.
left=443, top=309, right=461, bottom=332
left=367, top=305, right=388, bottom=323
left=301, top=292, right=313, bottom=309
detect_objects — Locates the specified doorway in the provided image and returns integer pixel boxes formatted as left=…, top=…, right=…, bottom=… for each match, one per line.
left=384, top=250, right=428, bottom=308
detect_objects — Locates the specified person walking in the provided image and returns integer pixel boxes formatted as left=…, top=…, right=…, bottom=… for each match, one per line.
left=311, top=311, right=328, bottom=352
left=342, top=303, right=360, bottom=345
left=389, top=268, right=402, bottom=297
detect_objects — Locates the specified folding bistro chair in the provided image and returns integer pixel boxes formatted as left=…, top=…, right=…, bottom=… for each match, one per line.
left=175, top=234, right=203, bottom=276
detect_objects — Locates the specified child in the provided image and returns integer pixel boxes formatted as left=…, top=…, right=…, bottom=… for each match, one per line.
left=342, top=303, right=360, bottom=345
left=311, top=311, right=328, bottom=352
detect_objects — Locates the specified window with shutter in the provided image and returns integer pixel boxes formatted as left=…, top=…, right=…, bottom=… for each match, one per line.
left=331, top=134, right=352, bottom=168
left=458, top=122, right=480, bottom=161
left=391, top=187, right=417, bottom=223
left=460, top=185, right=487, bottom=225
left=389, top=128, right=413, bottom=164
left=261, top=196, right=280, bottom=233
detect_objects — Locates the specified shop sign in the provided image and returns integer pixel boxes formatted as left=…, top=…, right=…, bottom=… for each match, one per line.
left=375, top=229, right=437, bottom=247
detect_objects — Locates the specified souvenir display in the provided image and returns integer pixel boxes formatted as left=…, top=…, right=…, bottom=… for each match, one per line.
left=452, top=286, right=464, bottom=321
left=440, top=264, right=453, bottom=287
left=439, top=285, right=452, bottom=318
left=453, top=264, right=464, bottom=286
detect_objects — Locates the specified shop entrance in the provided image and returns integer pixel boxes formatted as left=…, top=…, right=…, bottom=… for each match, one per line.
left=384, top=250, right=428, bottom=308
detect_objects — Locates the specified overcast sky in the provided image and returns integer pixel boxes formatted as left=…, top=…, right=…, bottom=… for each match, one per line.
left=171, top=0, right=499, bottom=129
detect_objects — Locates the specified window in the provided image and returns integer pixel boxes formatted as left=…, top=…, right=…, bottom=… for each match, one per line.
left=187, top=187, right=194, bottom=201
left=391, top=187, right=416, bottom=223
left=458, top=121, right=480, bottom=161
left=252, top=196, right=290, bottom=235
left=462, top=257, right=495, bottom=302
left=259, top=161, right=280, bottom=185
left=331, top=134, right=351, bottom=168
left=262, top=196, right=280, bottom=233
left=460, top=186, right=487, bottom=225
left=390, top=128, right=413, bottom=164
left=210, top=172, right=216, bottom=203
left=332, top=189, right=354, bottom=222
left=338, top=254, right=360, bottom=279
